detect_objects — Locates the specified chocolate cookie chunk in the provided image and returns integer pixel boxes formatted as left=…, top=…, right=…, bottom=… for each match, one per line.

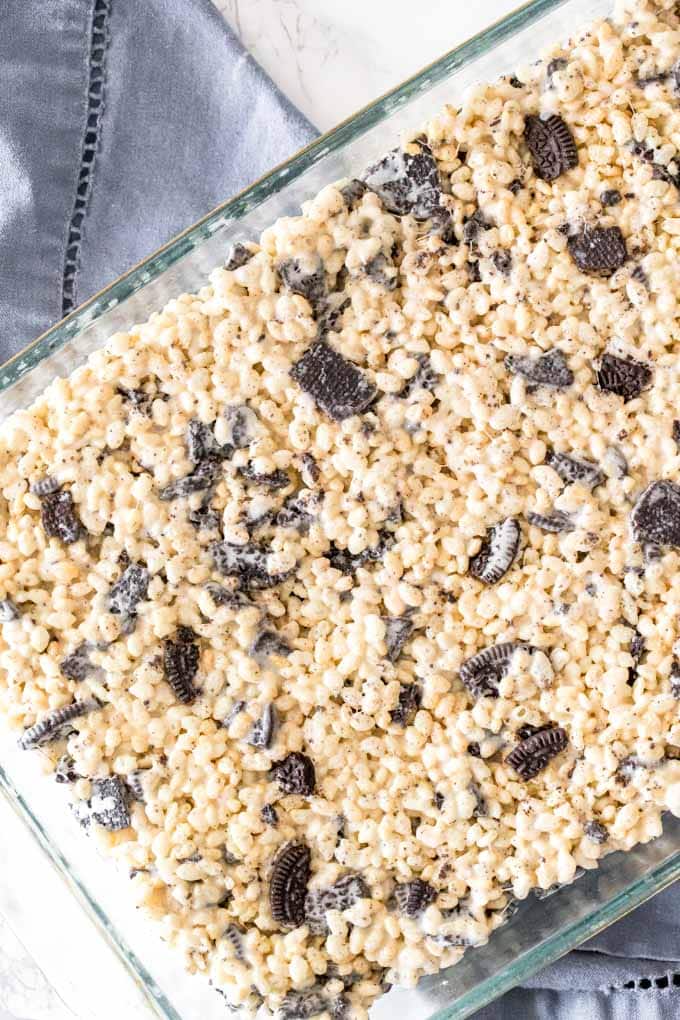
left=211, top=541, right=294, bottom=590
left=631, top=480, right=680, bottom=547
left=505, top=348, right=574, bottom=389
left=269, top=842, right=311, bottom=927
left=469, top=518, right=521, bottom=584
left=460, top=643, right=533, bottom=699
left=596, top=352, right=652, bottom=402
left=567, top=225, right=627, bottom=277
left=224, top=242, right=253, bottom=271
left=362, top=144, right=443, bottom=219
left=39, top=488, right=83, bottom=544
left=506, top=726, right=568, bottom=779
left=291, top=341, right=377, bottom=421
left=524, top=114, right=578, bottom=181
left=271, top=752, right=316, bottom=796
left=545, top=450, right=605, bottom=489
left=19, top=699, right=99, bottom=749
left=394, top=879, right=436, bottom=917
left=163, top=628, right=200, bottom=703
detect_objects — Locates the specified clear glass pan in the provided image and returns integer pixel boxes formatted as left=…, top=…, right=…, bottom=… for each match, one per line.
left=1, top=0, right=679, bottom=1017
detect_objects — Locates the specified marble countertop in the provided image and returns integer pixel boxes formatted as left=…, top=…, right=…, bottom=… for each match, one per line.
left=214, top=0, right=520, bottom=132
left=2, top=2, right=518, bottom=1017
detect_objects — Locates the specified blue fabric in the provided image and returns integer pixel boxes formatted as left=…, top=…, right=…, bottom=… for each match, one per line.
left=0, top=0, right=314, bottom=358
left=0, top=1, right=678, bottom=1016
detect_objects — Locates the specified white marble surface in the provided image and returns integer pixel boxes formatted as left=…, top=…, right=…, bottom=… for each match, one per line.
left=2, top=2, right=520, bottom=1018
left=214, top=0, right=520, bottom=131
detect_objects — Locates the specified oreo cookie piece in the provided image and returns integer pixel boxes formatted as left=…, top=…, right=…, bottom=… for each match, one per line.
left=0, top=598, right=20, bottom=623
left=250, top=630, right=291, bottom=660
left=19, top=699, right=99, bottom=749
left=271, top=752, right=316, bottom=796
left=631, top=141, right=680, bottom=191
left=261, top=803, right=278, bottom=826
left=469, top=781, right=488, bottom=817
left=299, top=453, right=320, bottom=487
left=604, top=445, right=629, bottom=479
left=383, top=616, right=414, bottom=662
left=670, top=661, right=680, bottom=699
left=492, top=250, right=513, bottom=275
left=211, top=541, right=294, bottom=590
left=463, top=208, right=493, bottom=249
left=506, top=725, right=569, bottom=779
left=467, top=260, right=482, bottom=283
left=278, top=256, right=326, bottom=310
left=526, top=510, right=575, bottom=533
left=238, top=463, right=290, bottom=491
left=291, top=341, right=377, bottom=421
left=223, top=405, right=260, bottom=449
left=546, top=57, right=567, bottom=87
left=600, top=189, right=621, bottom=207
left=90, top=776, right=131, bottom=831
left=362, top=144, right=443, bottom=219
left=116, top=384, right=157, bottom=416
left=596, top=352, right=652, bottom=402
left=269, top=841, right=311, bottom=927
left=275, top=491, right=320, bottom=533
left=31, top=476, right=61, bottom=497
left=545, top=450, right=605, bottom=489
left=60, top=643, right=96, bottom=682
left=162, top=628, right=200, bottom=703
left=340, top=178, right=368, bottom=209
left=158, top=459, right=220, bottom=501
left=188, top=503, right=221, bottom=532
left=628, top=630, right=646, bottom=687
left=247, top=704, right=277, bottom=749
left=223, top=700, right=246, bottom=729
left=224, top=242, right=253, bottom=271
left=630, top=631, right=646, bottom=662
left=304, top=874, right=370, bottom=934
left=317, top=292, right=351, bottom=337
left=616, top=755, right=648, bottom=785
left=459, top=642, right=532, bottom=699
left=584, top=820, right=608, bottom=844
left=524, top=114, right=578, bottom=181
left=399, top=353, right=440, bottom=398
left=185, top=419, right=231, bottom=464
left=505, top=348, right=574, bottom=389
left=55, top=754, right=80, bottom=784
left=222, top=923, right=246, bottom=962
left=394, top=879, right=436, bottom=918
left=363, top=253, right=398, bottom=290
left=204, top=582, right=251, bottom=609
left=673, top=420, right=680, bottom=450
left=126, top=769, right=148, bottom=802
left=631, top=480, right=680, bottom=547
left=279, top=991, right=328, bottom=1020
left=326, top=530, right=393, bottom=574
left=109, top=563, right=149, bottom=616
left=389, top=683, right=422, bottom=726
left=516, top=722, right=550, bottom=741
left=39, top=488, right=83, bottom=544
left=469, top=517, right=521, bottom=584
left=567, top=225, right=627, bottom=277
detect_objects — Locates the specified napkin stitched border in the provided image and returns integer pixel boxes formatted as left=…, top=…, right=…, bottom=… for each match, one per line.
left=62, top=0, right=110, bottom=315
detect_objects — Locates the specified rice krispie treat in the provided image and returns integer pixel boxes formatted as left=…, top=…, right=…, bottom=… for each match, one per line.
left=3, top=0, right=680, bottom=1015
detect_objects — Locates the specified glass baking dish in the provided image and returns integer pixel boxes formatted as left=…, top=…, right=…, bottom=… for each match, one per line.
left=1, top=0, right=679, bottom=1017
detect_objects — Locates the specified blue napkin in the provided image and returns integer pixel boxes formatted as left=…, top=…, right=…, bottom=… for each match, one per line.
left=0, top=0, right=314, bottom=357
left=0, top=2, right=677, bottom=1017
